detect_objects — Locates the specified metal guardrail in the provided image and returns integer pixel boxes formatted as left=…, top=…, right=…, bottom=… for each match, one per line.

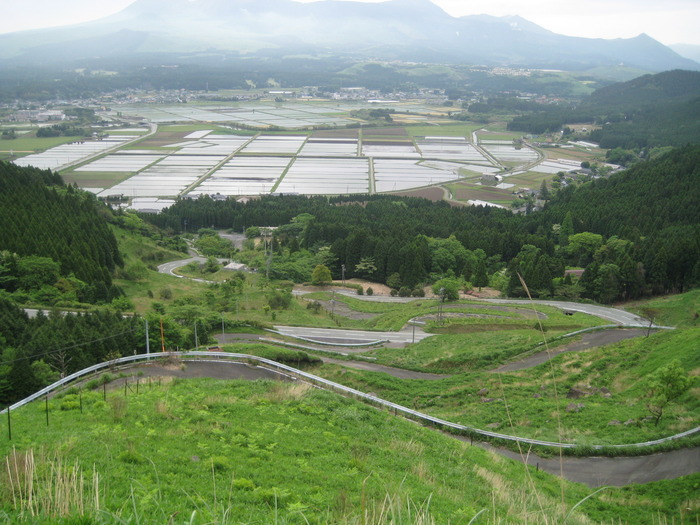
left=3, top=352, right=699, bottom=451
left=265, top=329, right=386, bottom=347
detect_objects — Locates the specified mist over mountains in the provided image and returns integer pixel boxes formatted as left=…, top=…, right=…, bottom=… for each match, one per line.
left=0, top=0, right=697, bottom=72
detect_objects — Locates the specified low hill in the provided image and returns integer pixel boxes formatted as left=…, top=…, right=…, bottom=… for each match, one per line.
left=1, top=374, right=697, bottom=523
left=529, top=145, right=700, bottom=295
left=509, top=69, right=700, bottom=146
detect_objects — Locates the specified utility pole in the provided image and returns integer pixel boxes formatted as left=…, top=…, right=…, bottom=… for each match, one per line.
left=341, top=264, right=346, bottom=286
left=145, top=319, right=150, bottom=358
left=194, top=320, right=199, bottom=350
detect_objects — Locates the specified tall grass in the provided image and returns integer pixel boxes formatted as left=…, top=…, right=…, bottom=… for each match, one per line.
left=2, top=448, right=100, bottom=518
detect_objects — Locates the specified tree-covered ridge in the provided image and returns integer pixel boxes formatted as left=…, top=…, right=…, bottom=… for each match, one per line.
left=509, top=70, right=700, bottom=149
left=526, top=145, right=700, bottom=296
left=531, top=145, right=700, bottom=239
left=0, top=161, right=123, bottom=303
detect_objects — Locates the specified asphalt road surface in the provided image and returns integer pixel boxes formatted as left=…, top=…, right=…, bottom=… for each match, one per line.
left=492, top=328, right=649, bottom=372
left=272, top=325, right=434, bottom=344
left=477, top=443, right=700, bottom=487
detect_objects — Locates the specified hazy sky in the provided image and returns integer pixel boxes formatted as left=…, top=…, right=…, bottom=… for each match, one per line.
left=2, top=0, right=698, bottom=45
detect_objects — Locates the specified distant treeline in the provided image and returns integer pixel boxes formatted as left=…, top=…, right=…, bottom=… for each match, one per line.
left=0, top=56, right=608, bottom=102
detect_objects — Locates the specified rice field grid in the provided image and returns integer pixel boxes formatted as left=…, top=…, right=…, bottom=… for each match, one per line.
left=12, top=136, right=138, bottom=171
left=481, top=144, right=539, bottom=163
left=240, top=135, right=307, bottom=155
left=275, top=158, right=369, bottom=195
left=299, top=138, right=358, bottom=157
left=529, top=158, right=583, bottom=174
left=98, top=154, right=224, bottom=198
left=416, top=137, right=490, bottom=163
left=373, top=159, right=464, bottom=192
left=188, top=157, right=292, bottom=197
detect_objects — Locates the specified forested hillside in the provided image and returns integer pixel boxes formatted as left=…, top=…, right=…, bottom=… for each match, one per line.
left=0, top=161, right=123, bottom=304
left=509, top=70, right=700, bottom=149
left=528, top=145, right=700, bottom=296
left=0, top=296, right=141, bottom=405
left=146, top=146, right=700, bottom=302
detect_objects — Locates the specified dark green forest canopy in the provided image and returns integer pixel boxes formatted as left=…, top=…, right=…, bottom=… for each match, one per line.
left=0, top=295, right=141, bottom=405
left=0, top=161, right=122, bottom=293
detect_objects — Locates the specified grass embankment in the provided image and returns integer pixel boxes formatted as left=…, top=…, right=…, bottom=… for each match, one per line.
left=627, top=289, right=700, bottom=328
left=1, top=376, right=697, bottom=523
left=315, top=327, right=699, bottom=446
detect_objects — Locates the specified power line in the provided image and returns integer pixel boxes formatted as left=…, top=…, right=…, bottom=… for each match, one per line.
left=2, top=327, right=140, bottom=366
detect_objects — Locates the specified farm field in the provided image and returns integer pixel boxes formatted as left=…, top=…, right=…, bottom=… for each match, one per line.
left=7, top=103, right=596, bottom=204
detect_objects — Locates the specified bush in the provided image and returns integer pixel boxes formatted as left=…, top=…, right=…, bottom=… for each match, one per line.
left=366, top=287, right=374, bottom=296
left=398, top=286, right=412, bottom=297
left=232, top=478, right=256, bottom=491
left=411, top=288, right=425, bottom=297
left=357, top=287, right=364, bottom=295
left=306, top=301, right=322, bottom=313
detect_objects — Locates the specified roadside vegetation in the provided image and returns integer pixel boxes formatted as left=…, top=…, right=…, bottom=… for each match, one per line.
left=1, top=377, right=697, bottom=523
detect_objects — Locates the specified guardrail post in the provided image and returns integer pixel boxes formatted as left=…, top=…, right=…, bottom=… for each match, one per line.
left=79, top=390, right=83, bottom=414
left=45, top=395, right=49, bottom=427
left=103, top=383, right=107, bottom=401
left=6, top=405, right=10, bottom=440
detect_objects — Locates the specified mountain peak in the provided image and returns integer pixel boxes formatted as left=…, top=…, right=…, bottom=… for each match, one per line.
left=0, top=0, right=697, bottom=72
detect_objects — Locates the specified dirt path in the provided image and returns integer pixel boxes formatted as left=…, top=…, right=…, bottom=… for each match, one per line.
left=491, top=328, right=649, bottom=373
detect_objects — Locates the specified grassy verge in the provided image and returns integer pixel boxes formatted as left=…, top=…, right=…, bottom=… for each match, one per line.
left=1, top=377, right=696, bottom=523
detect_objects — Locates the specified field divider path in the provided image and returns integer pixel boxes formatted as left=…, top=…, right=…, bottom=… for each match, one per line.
left=57, top=122, right=158, bottom=173
left=471, top=129, right=503, bottom=170
left=178, top=132, right=260, bottom=197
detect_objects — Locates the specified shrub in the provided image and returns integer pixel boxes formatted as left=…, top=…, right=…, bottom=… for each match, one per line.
left=357, top=287, right=364, bottom=295
left=232, top=478, right=256, bottom=491
left=366, top=287, right=374, bottom=296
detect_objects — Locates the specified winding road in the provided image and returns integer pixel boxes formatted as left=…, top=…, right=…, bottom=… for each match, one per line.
left=152, top=257, right=700, bottom=486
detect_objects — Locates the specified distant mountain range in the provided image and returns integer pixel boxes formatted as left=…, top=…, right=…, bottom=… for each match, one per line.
left=0, top=0, right=697, bottom=72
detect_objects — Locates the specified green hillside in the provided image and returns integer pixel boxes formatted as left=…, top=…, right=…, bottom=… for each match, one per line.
left=1, top=376, right=697, bottom=524
left=0, top=161, right=123, bottom=304
left=509, top=70, right=700, bottom=148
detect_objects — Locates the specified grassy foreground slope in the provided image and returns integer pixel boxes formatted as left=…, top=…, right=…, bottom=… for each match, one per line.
left=2, top=376, right=698, bottom=524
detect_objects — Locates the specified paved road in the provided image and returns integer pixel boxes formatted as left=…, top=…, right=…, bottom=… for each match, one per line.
left=477, top=442, right=700, bottom=487
left=480, top=298, right=656, bottom=327
left=157, top=256, right=232, bottom=283
left=492, top=328, right=649, bottom=373
left=321, top=357, right=448, bottom=380
left=273, top=325, right=434, bottom=345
